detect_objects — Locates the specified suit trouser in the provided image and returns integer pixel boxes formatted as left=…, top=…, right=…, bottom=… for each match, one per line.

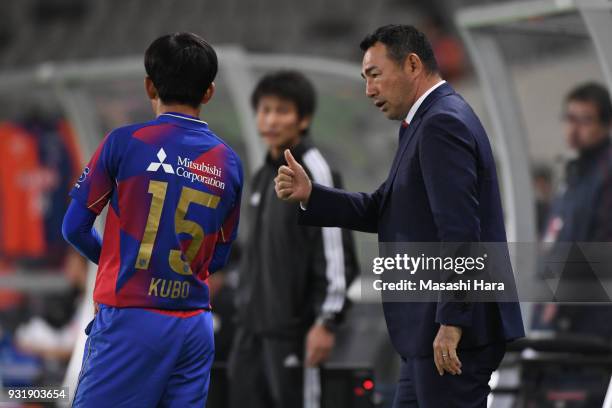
left=393, top=342, right=505, bottom=408
left=228, top=328, right=318, bottom=408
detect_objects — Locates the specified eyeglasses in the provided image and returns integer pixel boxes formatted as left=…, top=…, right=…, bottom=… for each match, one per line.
left=561, top=113, right=598, bottom=126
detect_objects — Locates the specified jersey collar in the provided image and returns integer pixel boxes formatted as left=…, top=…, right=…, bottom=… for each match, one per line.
left=157, top=112, right=209, bottom=130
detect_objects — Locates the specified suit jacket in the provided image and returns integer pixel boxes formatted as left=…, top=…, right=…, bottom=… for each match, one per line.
left=299, top=83, right=525, bottom=357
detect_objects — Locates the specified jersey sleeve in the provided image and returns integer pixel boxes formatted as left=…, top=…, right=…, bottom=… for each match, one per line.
left=218, top=194, right=241, bottom=245
left=69, top=133, right=118, bottom=215
left=219, top=154, right=243, bottom=245
left=62, top=199, right=103, bottom=264
left=208, top=155, right=243, bottom=273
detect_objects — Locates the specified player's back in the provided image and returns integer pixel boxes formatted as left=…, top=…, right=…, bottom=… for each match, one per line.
left=70, top=112, right=242, bottom=311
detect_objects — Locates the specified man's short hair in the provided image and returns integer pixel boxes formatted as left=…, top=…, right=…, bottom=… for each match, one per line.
left=360, top=24, right=438, bottom=73
left=145, top=32, right=218, bottom=108
left=251, top=70, right=316, bottom=123
left=566, top=82, right=612, bottom=126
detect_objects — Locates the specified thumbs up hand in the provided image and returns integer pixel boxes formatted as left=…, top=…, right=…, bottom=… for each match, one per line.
left=274, top=149, right=312, bottom=204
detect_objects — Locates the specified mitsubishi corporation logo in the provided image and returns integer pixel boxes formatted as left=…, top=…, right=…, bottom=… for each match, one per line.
left=147, top=148, right=174, bottom=174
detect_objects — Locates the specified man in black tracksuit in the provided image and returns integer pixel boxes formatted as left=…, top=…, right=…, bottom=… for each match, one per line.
left=228, top=71, right=358, bottom=408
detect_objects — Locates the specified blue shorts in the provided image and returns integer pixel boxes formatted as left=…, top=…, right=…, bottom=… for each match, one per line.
left=72, top=305, right=214, bottom=408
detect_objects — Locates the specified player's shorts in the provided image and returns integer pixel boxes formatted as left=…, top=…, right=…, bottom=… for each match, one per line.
left=72, top=304, right=214, bottom=408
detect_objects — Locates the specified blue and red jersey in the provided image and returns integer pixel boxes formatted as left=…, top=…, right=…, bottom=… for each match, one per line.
left=70, top=113, right=243, bottom=310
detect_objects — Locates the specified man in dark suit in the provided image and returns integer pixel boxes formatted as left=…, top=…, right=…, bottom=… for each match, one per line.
left=274, top=24, right=524, bottom=407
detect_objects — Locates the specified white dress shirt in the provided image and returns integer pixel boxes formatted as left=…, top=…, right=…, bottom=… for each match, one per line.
left=404, top=80, right=446, bottom=125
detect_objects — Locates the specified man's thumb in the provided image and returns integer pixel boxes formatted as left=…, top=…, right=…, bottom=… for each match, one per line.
left=284, top=149, right=299, bottom=169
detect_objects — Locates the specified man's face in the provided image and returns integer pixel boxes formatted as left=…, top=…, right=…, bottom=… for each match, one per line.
left=255, top=95, right=309, bottom=151
left=361, top=42, right=416, bottom=121
left=563, top=100, right=609, bottom=152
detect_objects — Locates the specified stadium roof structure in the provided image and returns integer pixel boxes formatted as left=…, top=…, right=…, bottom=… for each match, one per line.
left=456, top=0, right=612, bottom=245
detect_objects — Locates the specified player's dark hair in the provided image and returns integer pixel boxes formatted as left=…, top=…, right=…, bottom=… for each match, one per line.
left=251, top=70, right=316, bottom=134
left=360, top=24, right=438, bottom=73
left=144, top=32, right=218, bottom=108
left=566, top=82, right=612, bottom=126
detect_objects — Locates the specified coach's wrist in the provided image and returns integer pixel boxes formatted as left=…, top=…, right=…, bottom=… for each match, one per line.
left=299, top=181, right=313, bottom=210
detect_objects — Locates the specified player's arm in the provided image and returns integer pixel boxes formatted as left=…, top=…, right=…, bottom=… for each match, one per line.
left=208, top=206, right=239, bottom=273
left=64, top=131, right=120, bottom=261
left=208, top=155, right=243, bottom=273
left=62, top=199, right=102, bottom=264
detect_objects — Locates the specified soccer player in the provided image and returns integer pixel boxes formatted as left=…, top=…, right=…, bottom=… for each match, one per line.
left=61, top=33, right=243, bottom=407
left=228, top=71, right=358, bottom=408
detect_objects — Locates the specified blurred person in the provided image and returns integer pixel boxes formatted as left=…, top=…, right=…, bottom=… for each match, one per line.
left=228, top=71, right=358, bottom=408
left=275, top=25, right=524, bottom=407
left=62, top=32, right=243, bottom=407
left=422, top=15, right=466, bottom=83
left=0, top=115, right=85, bottom=327
left=536, top=82, right=612, bottom=334
left=0, top=114, right=83, bottom=264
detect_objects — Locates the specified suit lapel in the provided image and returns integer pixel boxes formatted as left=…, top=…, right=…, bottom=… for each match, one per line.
left=378, top=83, right=455, bottom=214
left=379, top=117, right=422, bottom=211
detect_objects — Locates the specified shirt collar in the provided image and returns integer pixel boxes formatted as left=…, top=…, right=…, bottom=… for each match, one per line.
left=265, top=138, right=312, bottom=167
left=157, top=112, right=209, bottom=129
left=405, top=80, right=446, bottom=124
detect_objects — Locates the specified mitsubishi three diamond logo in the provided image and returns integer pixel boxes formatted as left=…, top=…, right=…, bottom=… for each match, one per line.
left=147, top=148, right=174, bottom=174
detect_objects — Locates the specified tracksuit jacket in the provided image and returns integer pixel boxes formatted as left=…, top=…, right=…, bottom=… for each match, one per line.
left=235, top=138, right=358, bottom=339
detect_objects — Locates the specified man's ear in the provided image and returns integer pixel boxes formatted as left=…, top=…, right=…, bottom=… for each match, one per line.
left=201, top=83, right=216, bottom=105
left=298, top=115, right=312, bottom=133
left=403, top=53, right=422, bottom=76
left=144, top=77, right=158, bottom=100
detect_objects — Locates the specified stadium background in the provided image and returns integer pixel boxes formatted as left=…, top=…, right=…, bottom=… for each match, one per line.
left=0, top=0, right=611, bottom=407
